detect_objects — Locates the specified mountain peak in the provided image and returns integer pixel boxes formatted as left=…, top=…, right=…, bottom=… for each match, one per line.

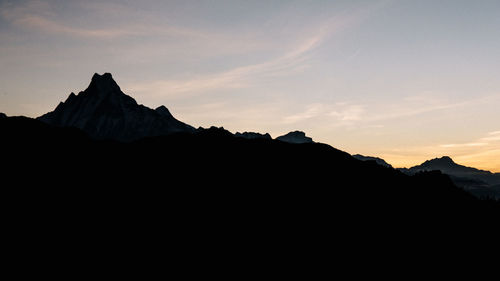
left=155, top=105, right=173, bottom=118
left=37, top=72, right=195, bottom=140
left=92, top=72, right=113, bottom=81
left=428, top=156, right=455, bottom=165
left=276, top=131, right=313, bottom=144
left=87, top=72, right=121, bottom=96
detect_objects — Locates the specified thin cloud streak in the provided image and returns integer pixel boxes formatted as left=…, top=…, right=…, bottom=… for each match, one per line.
left=3, top=0, right=257, bottom=41
left=0, top=1, right=211, bottom=39
left=12, top=14, right=137, bottom=38
left=127, top=37, right=317, bottom=97
left=127, top=25, right=342, bottom=98
left=283, top=103, right=365, bottom=124
left=440, top=143, right=489, bottom=148
left=123, top=3, right=381, bottom=99
left=283, top=95, right=492, bottom=126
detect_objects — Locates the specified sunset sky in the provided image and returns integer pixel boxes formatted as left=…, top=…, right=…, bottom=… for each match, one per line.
left=1, top=0, right=499, bottom=171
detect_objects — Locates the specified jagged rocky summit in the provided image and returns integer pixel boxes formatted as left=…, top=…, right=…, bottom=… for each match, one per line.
left=276, top=131, right=313, bottom=144
left=38, top=73, right=195, bottom=141
left=235, top=132, right=272, bottom=140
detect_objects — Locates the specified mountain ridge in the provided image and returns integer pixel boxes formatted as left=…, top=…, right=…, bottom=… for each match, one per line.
left=38, top=73, right=195, bottom=141
left=30, top=72, right=500, bottom=201
left=3, top=114, right=498, bottom=216
left=276, top=131, right=313, bottom=144
left=398, top=156, right=500, bottom=199
left=37, top=73, right=318, bottom=144
left=2, top=75, right=499, bottom=256
left=353, top=154, right=393, bottom=168
left=402, top=156, right=499, bottom=181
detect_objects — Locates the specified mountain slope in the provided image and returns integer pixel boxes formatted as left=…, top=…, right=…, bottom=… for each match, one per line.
left=353, top=154, right=393, bottom=168
left=38, top=73, right=195, bottom=141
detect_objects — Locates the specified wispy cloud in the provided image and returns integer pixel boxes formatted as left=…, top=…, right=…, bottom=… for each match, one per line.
left=12, top=15, right=138, bottom=38
left=121, top=1, right=385, bottom=99
left=363, top=94, right=498, bottom=125
left=329, top=104, right=365, bottom=121
left=367, top=99, right=469, bottom=122
left=479, top=131, right=500, bottom=142
left=130, top=34, right=320, bottom=96
left=1, top=1, right=121, bottom=38
left=126, top=16, right=355, bottom=98
left=283, top=102, right=366, bottom=124
left=440, top=143, right=489, bottom=148
left=0, top=0, right=226, bottom=39
left=438, top=128, right=500, bottom=150
left=282, top=94, right=492, bottom=127
left=283, top=103, right=329, bottom=124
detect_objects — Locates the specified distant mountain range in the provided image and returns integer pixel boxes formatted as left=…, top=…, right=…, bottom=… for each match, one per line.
left=37, top=73, right=313, bottom=144
left=352, top=154, right=500, bottom=199
left=3, top=73, right=499, bottom=193
left=398, top=156, right=500, bottom=199
left=2, top=71, right=500, bottom=261
left=1, top=72, right=499, bottom=239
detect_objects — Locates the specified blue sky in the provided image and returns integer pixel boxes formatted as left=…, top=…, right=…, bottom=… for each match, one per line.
left=1, top=0, right=499, bottom=171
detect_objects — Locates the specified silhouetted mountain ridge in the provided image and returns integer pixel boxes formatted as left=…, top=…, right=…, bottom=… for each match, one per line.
left=235, top=131, right=272, bottom=140
left=276, top=131, right=313, bottom=144
left=30, top=72, right=500, bottom=203
left=36, top=73, right=315, bottom=144
left=403, top=156, right=499, bottom=183
left=353, top=154, right=393, bottom=168
left=3, top=115, right=498, bottom=213
left=2, top=101, right=500, bottom=268
left=38, top=73, right=195, bottom=141
left=399, top=156, right=500, bottom=199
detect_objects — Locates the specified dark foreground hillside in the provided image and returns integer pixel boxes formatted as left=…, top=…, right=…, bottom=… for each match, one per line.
left=1, top=116, right=499, bottom=274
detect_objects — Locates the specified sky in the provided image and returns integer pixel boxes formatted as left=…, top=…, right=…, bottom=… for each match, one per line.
left=1, top=0, right=499, bottom=171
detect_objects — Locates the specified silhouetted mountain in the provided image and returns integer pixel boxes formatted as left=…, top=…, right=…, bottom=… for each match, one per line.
left=2, top=115, right=499, bottom=270
left=5, top=72, right=500, bottom=265
left=0, top=112, right=6, bottom=119
left=402, top=156, right=500, bottom=184
left=38, top=73, right=195, bottom=141
left=3, top=115, right=498, bottom=214
left=353, top=154, right=393, bottom=168
left=400, top=156, right=500, bottom=199
left=276, top=131, right=313, bottom=144
left=235, top=131, right=272, bottom=140
left=155, top=105, right=174, bottom=118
